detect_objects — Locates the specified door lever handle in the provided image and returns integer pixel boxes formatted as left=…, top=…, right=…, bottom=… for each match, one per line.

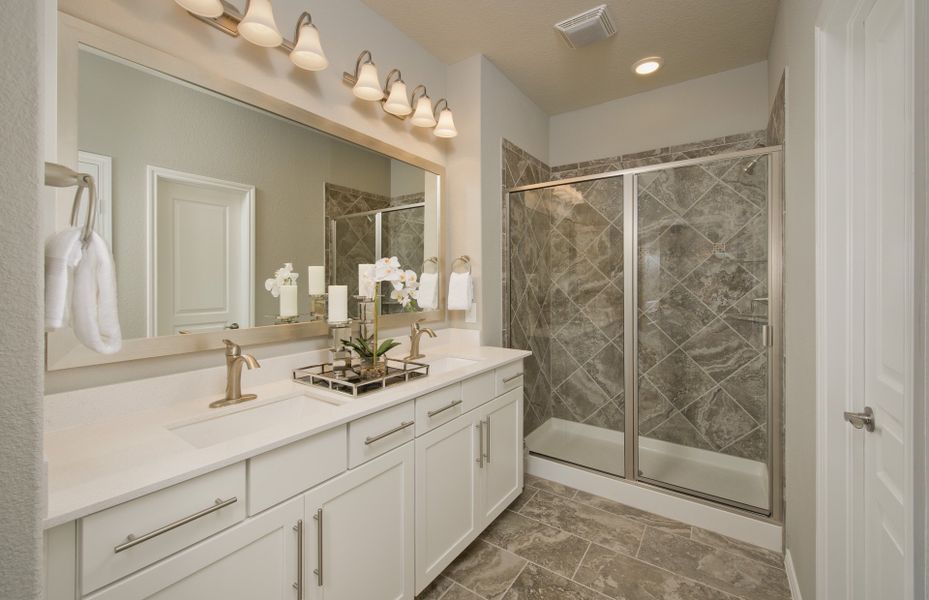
left=843, top=406, right=875, bottom=432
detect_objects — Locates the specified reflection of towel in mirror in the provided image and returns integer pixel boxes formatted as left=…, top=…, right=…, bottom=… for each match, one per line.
left=447, top=271, right=473, bottom=311
left=71, top=232, right=122, bottom=354
left=45, top=227, right=83, bottom=331
left=418, top=272, right=439, bottom=310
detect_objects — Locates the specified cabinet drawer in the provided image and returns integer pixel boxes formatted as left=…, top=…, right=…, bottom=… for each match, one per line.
left=415, top=384, right=461, bottom=434
left=349, top=401, right=415, bottom=467
left=462, top=370, right=495, bottom=410
left=495, top=361, right=524, bottom=396
left=80, top=462, right=246, bottom=594
left=248, top=425, right=347, bottom=515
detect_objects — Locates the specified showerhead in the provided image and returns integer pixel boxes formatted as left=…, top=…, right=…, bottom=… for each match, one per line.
left=743, top=156, right=761, bottom=174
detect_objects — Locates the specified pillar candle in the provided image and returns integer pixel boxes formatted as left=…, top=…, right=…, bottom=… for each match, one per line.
left=279, top=284, right=298, bottom=317
left=328, top=285, right=348, bottom=322
left=307, top=266, right=325, bottom=295
left=358, top=263, right=375, bottom=298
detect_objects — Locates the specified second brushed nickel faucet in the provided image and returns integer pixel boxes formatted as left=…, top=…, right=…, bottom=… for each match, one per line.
left=210, top=339, right=261, bottom=408
left=404, top=318, right=437, bottom=361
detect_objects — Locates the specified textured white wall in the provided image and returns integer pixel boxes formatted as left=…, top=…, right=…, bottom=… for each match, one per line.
left=767, top=0, right=824, bottom=598
left=0, top=0, right=45, bottom=598
left=549, top=62, right=770, bottom=166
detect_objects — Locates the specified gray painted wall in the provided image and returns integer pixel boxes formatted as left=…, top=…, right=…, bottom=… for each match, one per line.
left=0, top=0, right=45, bottom=598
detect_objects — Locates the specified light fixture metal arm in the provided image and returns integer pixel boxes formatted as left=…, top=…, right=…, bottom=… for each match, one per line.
left=344, top=49, right=374, bottom=84
left=383, top=68, right=403, bottom=94
left=433, top=98, right=450, bottom=118
left=293, top=11, right=315, bottom=42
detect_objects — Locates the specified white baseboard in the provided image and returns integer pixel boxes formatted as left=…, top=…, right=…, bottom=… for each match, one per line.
left=527, top=454, right=783, bottom=552
left=784, top=549, right=802, bottom=600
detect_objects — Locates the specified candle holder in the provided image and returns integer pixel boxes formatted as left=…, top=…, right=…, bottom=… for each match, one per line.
left=309, top=293, right=328, bottom=321
left=327, top=319, right=353, bottom=377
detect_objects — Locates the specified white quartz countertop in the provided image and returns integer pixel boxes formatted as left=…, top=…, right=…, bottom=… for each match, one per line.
left=44, top=345, right=529, bottom=529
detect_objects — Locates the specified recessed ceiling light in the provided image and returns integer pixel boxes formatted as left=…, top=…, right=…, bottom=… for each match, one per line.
left=633, top=57, right=663, bottom=75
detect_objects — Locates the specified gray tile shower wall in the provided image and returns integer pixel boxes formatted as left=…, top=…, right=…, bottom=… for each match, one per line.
left=324, top=183, right=424, bottom=314
left=505, top=130, right=771, bottom=463
left=550, top=130, right=768, bottom=180
left=502, top=139, right=551, bottom=435
left=767, top=74, right=786, bottom=146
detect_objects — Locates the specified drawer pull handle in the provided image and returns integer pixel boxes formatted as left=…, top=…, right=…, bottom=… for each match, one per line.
left=364, top=420, right=415, bottom=445
left=502, top=373, right=523, bottom=384
left=476, top=420, right=485, bottom=468
left=427, top=399, right=463, bottom=418
left=313, top=508, right=323, bottom=587
left=114, top=496, right=238, bottom=553
left=293, top=519, right=304, bottom=597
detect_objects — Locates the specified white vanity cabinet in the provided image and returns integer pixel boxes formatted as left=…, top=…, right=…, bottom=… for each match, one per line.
left=86, top=495, right=303, bottom=600
left=46, top=357, right=525, bottom=600
left=303, top=442, right=415, bottom=600
left=414, top=382, right=523, bottom=593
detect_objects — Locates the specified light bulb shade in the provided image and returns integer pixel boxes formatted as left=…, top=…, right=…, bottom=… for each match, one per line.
left=175, top=0, right=224, bottom=18
left=434, top=108, right=458, bottom=138
left=353, top=62, right=384, bottom=101
left=383, top=80, right=412, bottom=116
left=410, top=96, right=436, bottom=127
left=290, top=23, right=328, bottom=71
left=238, top=0, right=283, bottom=47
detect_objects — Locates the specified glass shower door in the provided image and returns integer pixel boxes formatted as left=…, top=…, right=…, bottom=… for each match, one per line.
left=635, top=154, right=772, bottom=511
left=509, top=177, right=626, bottom=477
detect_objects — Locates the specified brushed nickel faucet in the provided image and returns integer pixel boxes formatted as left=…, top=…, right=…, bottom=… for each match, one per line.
left=404, top=318, right=437, bottom=361
left=210, top=339, right=261, bottom=408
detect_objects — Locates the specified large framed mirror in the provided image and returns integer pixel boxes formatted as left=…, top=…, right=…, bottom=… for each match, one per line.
left=48, top=15, right=444, bottom=370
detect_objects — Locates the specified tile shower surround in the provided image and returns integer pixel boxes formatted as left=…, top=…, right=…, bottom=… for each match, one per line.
left=416, top=475, right=790, bottom=600
left=504, top=130, right=770, bottom=464
left=324, top=183, right=424, bottom=315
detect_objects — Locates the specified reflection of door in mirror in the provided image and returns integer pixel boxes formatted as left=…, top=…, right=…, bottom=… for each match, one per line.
left=151, top=168, right=255, bottom=336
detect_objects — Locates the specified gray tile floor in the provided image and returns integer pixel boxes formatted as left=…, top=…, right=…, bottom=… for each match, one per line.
left=417, top=475, right=791, bottom=600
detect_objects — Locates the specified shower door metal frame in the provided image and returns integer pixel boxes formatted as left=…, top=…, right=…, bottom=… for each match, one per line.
left=506, top=145, right=785, bottom=523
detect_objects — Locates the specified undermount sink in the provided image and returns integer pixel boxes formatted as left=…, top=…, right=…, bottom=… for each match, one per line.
left=426, top=356, right=479, bottom=374
left=168, top=394, right=340, bottom=448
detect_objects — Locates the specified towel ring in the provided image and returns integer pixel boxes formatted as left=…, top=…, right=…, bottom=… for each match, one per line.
left=45, top=162, right=97, bottom=245
left=421, top=256, right=438, bottom=274
left=452, top=255, right=471, bottom=274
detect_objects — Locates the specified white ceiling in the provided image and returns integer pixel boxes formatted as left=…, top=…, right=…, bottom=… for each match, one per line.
left=360, top=0, right=780, bottom=114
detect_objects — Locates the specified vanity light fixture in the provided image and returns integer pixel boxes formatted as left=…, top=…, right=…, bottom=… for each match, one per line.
left=289, top=12, right=328, bottom=71
left=382, top=69, right=413, bottom=116
left=432, top=99, right=458, bottom=138
left=633, top=56, right=663, bottom=75
left=409, top=86, right=437, bottom=128
left=173, top=1, right=328, bottom=71
left=343, top=50, right=384, bottom=101
left=174, top=0, right=223, bottom=18
left=238, top=0, right=283, bottom=47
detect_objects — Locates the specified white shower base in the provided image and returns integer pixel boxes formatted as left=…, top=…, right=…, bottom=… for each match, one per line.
left=525, top=417, right=769, bottom=510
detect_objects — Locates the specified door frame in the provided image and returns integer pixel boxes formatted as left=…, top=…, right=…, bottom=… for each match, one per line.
left=146, top=166, right=256, bottom=337
left=814, top=0, right=927, bottom=596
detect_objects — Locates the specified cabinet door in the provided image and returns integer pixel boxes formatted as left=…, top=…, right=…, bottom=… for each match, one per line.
left=478, top=388, right=523, bottom=528
left=304, top=443, right=414, bottom=600
left=88, top=497, right=302, bottom=600
left=414, top=411, right=482, bottom=593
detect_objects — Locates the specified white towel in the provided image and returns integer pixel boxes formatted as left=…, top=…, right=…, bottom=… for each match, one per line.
left=71, top=232, right=122, bottom=354
left=45, top=227, right=83, bottom=331
left=447, top=271, right=473, bottom=311
left=418, top=271, right=439, bottom=310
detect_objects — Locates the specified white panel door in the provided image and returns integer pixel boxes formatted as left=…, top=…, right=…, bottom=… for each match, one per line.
left=153, top=171, right=253, bottom=336
left=87, top=496, right=302, bottom=600
left=304, top=443, right=414, bottom=600
left=861, top=0, right=915, bottom=596
left=478, top=388, right=523, bottom=528
left=414, top=411, right=481, bottom=594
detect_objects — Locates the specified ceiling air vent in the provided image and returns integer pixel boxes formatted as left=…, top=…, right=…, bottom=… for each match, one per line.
left=554, top=5, right=616, bottom=49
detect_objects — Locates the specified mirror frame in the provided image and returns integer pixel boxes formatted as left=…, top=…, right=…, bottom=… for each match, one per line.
left=48, top=14, right=446, bottom=371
